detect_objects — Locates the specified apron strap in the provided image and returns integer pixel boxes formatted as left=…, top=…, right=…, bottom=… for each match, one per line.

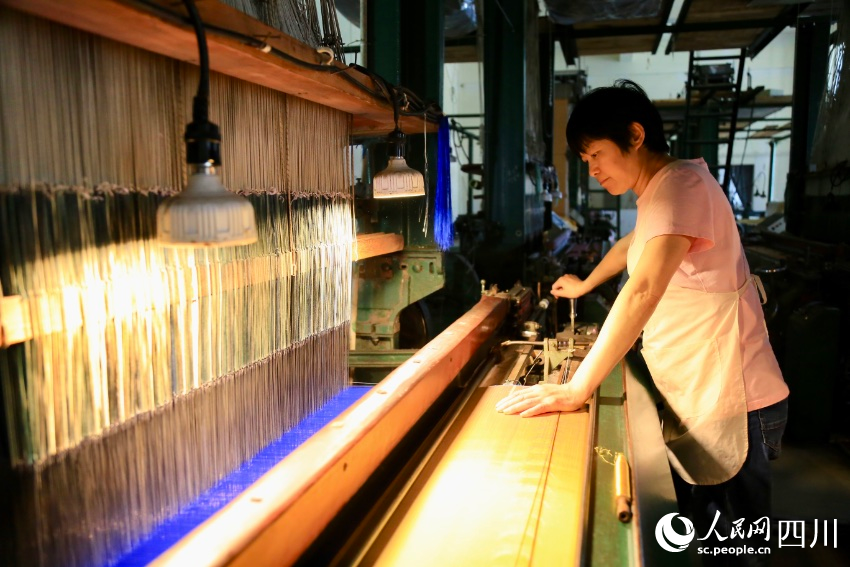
left=750, top=274, right=767, bottom=305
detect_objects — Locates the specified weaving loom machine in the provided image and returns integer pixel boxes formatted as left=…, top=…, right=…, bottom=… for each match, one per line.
left=0, top=1, right=679, bottom=566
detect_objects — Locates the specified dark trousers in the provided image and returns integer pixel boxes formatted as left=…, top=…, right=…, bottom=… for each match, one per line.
left=673, top=397, right=789, bottom=566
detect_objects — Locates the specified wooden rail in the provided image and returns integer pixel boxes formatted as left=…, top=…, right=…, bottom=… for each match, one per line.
left=150, top=295, right=510, bottom=566
left=354, top=232, right=405, bottom=261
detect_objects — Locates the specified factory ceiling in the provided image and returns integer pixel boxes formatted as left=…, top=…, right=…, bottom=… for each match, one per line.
left=446, top=0, right=832, bottom=63
left=553, top=0, right=812, bottom=59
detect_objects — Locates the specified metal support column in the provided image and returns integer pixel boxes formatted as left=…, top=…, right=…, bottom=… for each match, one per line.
left=365, top=0, right=401, bottom=84
left=540, top=20, right=555, bottom=166
left=480, top=0, right=530, bottom=288
left=398, top=0, right=444, bottom=247
left=786, top=15, right=830, bottom=236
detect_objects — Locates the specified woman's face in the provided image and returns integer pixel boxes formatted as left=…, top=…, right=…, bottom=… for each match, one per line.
left=579, top=139, right=641, bottom=196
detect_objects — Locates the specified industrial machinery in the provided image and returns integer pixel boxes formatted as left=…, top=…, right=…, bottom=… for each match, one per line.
left=1, top=2, right=672, bottom=565
left=7, top=0, right=843, bottom=566
left=147, top=286, right=679, bottom=567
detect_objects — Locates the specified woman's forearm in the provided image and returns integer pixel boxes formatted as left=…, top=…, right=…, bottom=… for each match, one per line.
left=500, top=235, right=691, bottom=418
left=569, top=278, right=660, bottom=400
left=497, top=277, right=664, bottom=417
left=582, top=231, right=632, bottom=292
left=570, top=233, right=692, bottom=400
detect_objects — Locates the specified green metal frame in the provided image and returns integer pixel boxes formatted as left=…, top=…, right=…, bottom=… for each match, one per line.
left=364, top=0, right=444, bottom=247
left=584, top=297, right=682, bottom=567
left=365, top=0, right=401, bottom=85
left=477, top=0, right=537, bottom=289
left=786, top=15, right=830, bottom=238
left=353, top=0, right=446, bottom=371
left=347, top=349, right=417, bottom=384
left=354, top=250, right=444, bottom=351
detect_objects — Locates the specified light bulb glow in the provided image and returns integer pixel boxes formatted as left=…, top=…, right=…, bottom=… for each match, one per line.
left=157, top=166, right=258, bottom=247
left=373, top=157, right=425, bottom=199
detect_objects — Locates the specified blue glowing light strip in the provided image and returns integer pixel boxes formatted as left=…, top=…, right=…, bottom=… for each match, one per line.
left=112, top=385, right=372, bottom=566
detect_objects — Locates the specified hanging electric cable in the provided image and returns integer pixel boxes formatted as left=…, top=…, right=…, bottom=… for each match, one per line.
left=156, top=0, right=258, bottom=247
left=132, top=0, right=443, bottom=124
left=372, top=80, right=426, bottom=199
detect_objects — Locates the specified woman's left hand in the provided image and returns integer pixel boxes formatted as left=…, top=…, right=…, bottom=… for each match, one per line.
left=495, top=383, right=588, bottom=417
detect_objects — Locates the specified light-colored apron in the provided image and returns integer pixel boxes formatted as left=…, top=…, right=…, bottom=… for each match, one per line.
left=639, top=277, right=762, bottom=485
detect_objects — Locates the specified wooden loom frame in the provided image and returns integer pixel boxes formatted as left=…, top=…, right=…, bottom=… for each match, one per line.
left=150, top=294, right=511, bottom=566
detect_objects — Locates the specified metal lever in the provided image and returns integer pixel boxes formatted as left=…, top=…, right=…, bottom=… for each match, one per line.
left=569, top=298, right=576, bottom=335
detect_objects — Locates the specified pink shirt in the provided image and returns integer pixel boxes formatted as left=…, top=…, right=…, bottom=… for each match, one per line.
left=628, top=158, right=789, bottom=412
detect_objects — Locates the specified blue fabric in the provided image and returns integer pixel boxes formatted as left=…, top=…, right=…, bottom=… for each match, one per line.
left=111, top=385, right=372, bottom=567
left=435, top=116, right=454, bottom=251
left=672, top=397, right=789, bottom=566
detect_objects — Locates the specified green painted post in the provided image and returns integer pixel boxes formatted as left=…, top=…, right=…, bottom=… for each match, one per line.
left=479, top=0, right=530, bottom=288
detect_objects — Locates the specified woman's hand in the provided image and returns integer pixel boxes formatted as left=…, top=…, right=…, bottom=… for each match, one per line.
left=495, top=383, right=588, bottom=417
left=551, top=274, right=588, bottom=299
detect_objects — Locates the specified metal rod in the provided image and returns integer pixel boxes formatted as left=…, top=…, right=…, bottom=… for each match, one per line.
left=665, top=0, right=695, bottom=55
left=651, top=0, right=676, bottom=54
left=768, top=140, right=776, bottom=202
left=723, top=49, right=748, bottom=196
left=681, top=51, right=695, bottom=154
left=570, top=298, right=576, bottom=336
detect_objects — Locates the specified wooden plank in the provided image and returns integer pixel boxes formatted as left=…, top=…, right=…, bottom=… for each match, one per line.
left=354, top=233, right=405, bottom=260
left=685, top=0, right=783, bottom=23
left=749, top=122, right=792, bottom=139
left=0, top=295, right=32, bottom=347
left=672, top=29, right=764, bottom=52
left=552, top=97, right=569, bottom=219
left=0, top=0, right=435, bottom=136
left=150, top=295, right=510, bottom=567
left=577, top=35, right=658, bottom=56
left=446, top=43, right=479, bottom=63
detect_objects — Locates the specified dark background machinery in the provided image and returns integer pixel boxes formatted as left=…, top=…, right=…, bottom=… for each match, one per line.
left=351, top=0, right=850, bottom=451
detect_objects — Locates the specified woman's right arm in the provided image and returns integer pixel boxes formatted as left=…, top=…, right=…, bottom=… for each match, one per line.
left=551, top=230, right=633, bottom=298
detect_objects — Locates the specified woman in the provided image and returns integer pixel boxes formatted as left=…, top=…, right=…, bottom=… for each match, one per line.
left=496, top=80, right=789, bottom=560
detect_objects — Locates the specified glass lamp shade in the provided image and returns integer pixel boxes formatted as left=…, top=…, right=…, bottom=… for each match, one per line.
left=372, top=157, right=426, bottom=199
left=157, top=166, right=258, bottom=247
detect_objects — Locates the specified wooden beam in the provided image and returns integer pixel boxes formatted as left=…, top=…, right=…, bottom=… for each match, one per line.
left=0, top=0, right=435, bottom=137
left=150, top=295, right=511, bottom=567
left=354, top=233, right=405, bottom=260
left=0, top=295, right=33, bottom=347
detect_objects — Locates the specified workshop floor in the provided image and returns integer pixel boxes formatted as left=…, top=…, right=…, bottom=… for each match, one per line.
left=771, top=439, right=850, bottom=566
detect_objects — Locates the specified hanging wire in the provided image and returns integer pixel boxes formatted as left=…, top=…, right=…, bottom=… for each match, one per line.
left=182, top=0, right=210, bottom=123
left=421, top=113, right=430, bottom=235
left=132, top=0, right=442, bottom=125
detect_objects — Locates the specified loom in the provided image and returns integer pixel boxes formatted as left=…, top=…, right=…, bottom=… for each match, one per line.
left=0, top=1, right=680, bottom=566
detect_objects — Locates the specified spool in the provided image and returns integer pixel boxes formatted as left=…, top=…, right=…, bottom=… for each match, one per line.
left=615, top=453, right=633, bottom=523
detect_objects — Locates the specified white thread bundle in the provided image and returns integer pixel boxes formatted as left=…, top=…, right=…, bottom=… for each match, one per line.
left=0, top=7, right=355, bottom=566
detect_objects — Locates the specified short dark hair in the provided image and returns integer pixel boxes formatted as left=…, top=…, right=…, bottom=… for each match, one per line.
left=566, top=79, right=669, bottom=156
